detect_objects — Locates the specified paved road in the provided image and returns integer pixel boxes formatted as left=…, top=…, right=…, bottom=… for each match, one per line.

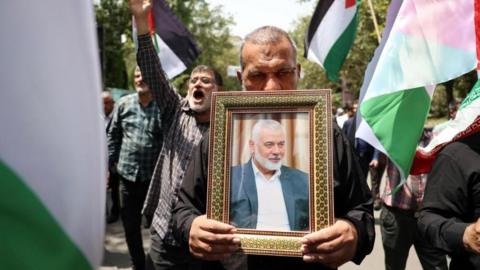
left=339, top=210, right=422, bottom=270
left=100, top=219, right=150, bottom=270
left=99, top=211, right=423, bottom=270
left=100, top=175, right=424, bottom=270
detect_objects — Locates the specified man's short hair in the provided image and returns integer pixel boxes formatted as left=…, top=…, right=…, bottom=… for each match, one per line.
left=240, top=26, right=297, bottom=70
left=343, top=104, right=353, bottom=113
left=191, top=65, right=224, bottom=87
left=251, top=119, right=285, bottom=143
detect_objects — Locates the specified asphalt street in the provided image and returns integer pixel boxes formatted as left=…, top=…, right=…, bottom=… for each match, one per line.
left=100, top=176, right=424, bottom=270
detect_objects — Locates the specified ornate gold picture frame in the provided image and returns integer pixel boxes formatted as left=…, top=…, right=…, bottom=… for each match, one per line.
left=207, top=90, right=334, bottom=257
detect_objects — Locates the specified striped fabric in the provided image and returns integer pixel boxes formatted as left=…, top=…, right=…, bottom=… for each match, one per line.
left=1, top=1, right=104, bottom=269
left=304, top=0, right=359, bottom=81
left=133, top=0, right=200, bottom=79
left=411, top=80, right=480, bottom=175
left=356, top=0, right=477, bottom=179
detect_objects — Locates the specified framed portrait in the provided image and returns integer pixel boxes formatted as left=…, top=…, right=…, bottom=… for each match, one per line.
left=206, top=90, right=334, bottom=257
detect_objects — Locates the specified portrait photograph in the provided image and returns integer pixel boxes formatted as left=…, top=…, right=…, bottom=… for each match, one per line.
left=228, top=113, right=310, bottom=232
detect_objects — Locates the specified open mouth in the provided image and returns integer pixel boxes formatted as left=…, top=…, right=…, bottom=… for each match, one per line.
left=193, top=89, right=205, bottom=100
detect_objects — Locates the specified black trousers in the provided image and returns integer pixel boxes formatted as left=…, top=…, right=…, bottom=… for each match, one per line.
left=108, top=170, right=120, bottom=218
left=120, top=177, right=150, bottom=270
left=146, top=233, right=247, bottom=270
left=146, top=233, right=201, bottom=270
left=370, top=153, right=386, bottom=202
left=380, top=205, right=448, bottom=270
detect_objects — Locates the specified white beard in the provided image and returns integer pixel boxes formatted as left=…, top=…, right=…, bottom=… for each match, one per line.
left=187, top=90, right=212, bottom=113
left=254, top=150, right=282, bottom=171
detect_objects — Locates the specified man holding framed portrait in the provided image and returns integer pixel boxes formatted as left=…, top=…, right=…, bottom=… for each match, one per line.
left=172, top=25, right=374, bottom=269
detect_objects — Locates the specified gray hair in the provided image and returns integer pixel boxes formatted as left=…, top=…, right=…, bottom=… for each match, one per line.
left=251, top=119, right=285, bottom=143
left=240, top=26, right=297, bottom=70
left=191, top=65, right=224, bottom=87
left=101, top=90, right=112, bottom=99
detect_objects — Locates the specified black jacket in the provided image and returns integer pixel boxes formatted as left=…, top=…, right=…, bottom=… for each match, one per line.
left=418, top=132, right=480, bottom=269
left=172, top=122, right=374, bottom=270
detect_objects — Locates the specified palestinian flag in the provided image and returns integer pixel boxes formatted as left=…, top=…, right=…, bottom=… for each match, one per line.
left=304, top=0, right=359, bottom=81
left=1, top=2, right=105, bottom=269
left=411, top=80, right=480, bottom=175
left=134, top=0, right=201, bottom=79
left=356, top=0, right=478, bottom=179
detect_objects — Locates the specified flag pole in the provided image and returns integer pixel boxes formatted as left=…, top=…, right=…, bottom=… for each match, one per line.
left=366, top=0, right=381, bottom=43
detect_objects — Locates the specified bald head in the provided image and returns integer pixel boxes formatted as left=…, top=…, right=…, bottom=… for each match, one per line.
left=102, top=91, right=114, bottom=116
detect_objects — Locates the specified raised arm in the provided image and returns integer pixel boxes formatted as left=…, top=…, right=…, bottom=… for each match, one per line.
left=129, top=0, right=180, bottom=117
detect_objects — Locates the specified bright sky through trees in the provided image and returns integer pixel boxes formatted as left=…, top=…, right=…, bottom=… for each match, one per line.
left=206, top=0, right=315, bottom=37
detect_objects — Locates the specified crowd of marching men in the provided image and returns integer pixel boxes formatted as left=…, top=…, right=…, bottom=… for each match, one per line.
left=98, top=1, right=480, bottom=270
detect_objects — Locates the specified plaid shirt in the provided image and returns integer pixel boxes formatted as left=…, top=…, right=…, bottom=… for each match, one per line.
left=382, top=160, right=426, bottom=211
left=137, top=34, right=209, bottom=245
left=108, top=94, right=162, bottom=182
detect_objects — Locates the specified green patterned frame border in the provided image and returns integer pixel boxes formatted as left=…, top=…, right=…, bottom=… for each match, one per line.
left=206, top=90, right=334, bottom=257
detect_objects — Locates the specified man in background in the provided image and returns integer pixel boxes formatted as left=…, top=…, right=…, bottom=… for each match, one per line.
left=380, top=155, right=447, bottom=270
left=102, top=91, right=120, bottom=223
left=418, top=131, right=480, bottom=269
left=108, top=67, right=162, bottom=270
left=102, top=91, right=114, bottom=125
left=173, top=25, right=374, bottom=270
left=130, top=1, right=225, bottom=269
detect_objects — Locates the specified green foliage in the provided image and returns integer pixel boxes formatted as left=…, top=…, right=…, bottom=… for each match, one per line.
left=95, top=0, right=132, bottom=89
left=452, top=70, right=477, bottom=99
left=430, top=85, right=448, bottom=118
left=341, top=1, right=389, bottom=94
left=96, top=0, right=238, bottom=93
left=430, top=71, right=478, bottom=117
left=163, top=0, right=240, bottom=93
left=171, top=74, right=190, bottom=96
left=293, top=0, right=477, bottom=118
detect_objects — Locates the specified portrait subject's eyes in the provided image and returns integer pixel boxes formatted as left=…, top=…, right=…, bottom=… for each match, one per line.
left=264, top=142, right=274, bottom=148
left=263, top=141, right=285, bottom=149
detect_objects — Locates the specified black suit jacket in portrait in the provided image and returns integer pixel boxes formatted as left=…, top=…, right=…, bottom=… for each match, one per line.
left=229, top=159, right=309, bottom=231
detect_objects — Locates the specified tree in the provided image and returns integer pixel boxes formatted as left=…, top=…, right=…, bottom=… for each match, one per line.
left=430, top=70, right=478, bottom=118
left=294, top=0, right=477, bottom=118
left=95, top=0, right=238, bottom=93
left=95, top=0, right=132, bottom=89
left=165, top=0, right=240, bottom=94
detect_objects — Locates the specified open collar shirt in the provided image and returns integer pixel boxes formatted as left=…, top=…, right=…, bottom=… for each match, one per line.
left=251, top=161, right=290, bottom=231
